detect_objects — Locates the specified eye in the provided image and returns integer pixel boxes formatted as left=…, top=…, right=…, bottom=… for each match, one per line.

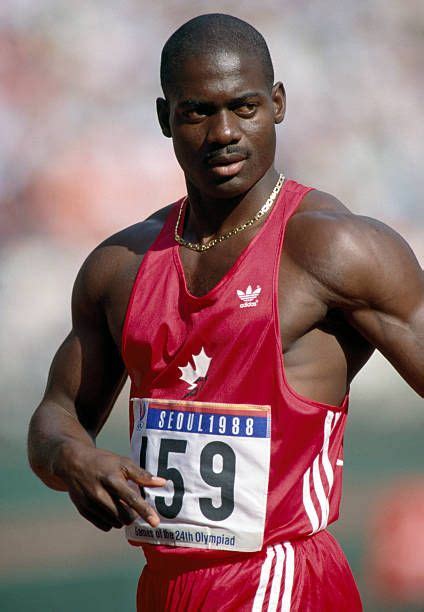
left=234, top=103, right=258, bottom=118
left=181, top=107, right=208, bottom=122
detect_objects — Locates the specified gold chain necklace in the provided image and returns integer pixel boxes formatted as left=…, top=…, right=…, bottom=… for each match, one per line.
left=174, top=173, right=285, bottom=252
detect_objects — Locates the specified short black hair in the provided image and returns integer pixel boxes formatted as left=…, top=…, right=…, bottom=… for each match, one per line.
left=160, top=13, right=274, bottom=97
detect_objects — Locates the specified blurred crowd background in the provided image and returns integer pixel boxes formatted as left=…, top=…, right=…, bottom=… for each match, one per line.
left=1, top=1, right=423, bottom=610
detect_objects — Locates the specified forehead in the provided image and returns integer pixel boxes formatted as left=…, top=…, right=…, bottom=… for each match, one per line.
left=168, top=50, right=270, bottom=102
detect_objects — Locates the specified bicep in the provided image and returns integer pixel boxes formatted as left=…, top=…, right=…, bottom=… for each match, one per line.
left=44, top=323, right=127, bottom=437
left=42, top=255, right=128, bottom=437
left=347, top=296, right=424, bottom=396
left=290, top=207, right=424, bottom=395
left=341, top=223, right=424, bottom=395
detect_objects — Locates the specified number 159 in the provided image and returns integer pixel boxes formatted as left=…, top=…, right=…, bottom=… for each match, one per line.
left=140, top=437, right=236, bottom=521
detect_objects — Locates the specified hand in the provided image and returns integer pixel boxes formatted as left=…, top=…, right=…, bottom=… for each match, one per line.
left=54, top=442, right=167, bottom=532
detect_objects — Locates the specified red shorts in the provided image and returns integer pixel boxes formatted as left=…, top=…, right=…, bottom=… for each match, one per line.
left=136, top=530, right=362, bottom=611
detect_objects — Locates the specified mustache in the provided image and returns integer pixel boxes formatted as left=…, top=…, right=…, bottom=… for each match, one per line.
left=203, top=145, right=249, bottom=163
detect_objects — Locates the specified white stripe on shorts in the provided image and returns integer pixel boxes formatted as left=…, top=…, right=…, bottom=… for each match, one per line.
left=252, top=546, right=276, bottom=612
left=267, top=544, right=285, bottom=612
left=252, top=542, right=295, bottom=612
left=281, top=542, right=295, bottom=612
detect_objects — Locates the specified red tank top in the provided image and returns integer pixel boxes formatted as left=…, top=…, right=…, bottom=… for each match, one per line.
left=122, top=179, right=348, bottom=565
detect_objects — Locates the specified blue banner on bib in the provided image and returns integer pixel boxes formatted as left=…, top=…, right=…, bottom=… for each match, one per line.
left=146, top=407, right=269, bottom=438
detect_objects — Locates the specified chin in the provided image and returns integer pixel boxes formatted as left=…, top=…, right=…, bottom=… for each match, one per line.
left=192, top=171, right=256, bottom=199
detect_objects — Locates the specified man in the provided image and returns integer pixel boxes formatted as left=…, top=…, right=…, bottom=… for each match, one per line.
left=28, top=13, right=424, bottom=611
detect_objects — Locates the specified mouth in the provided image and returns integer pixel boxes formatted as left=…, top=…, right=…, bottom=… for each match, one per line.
left=204, top=152, right=247, bottom=178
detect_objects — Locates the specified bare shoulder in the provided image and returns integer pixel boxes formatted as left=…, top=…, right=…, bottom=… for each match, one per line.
left=73, top=205, right=172, bottom=312
left=286, top=189, right=423, bottom=307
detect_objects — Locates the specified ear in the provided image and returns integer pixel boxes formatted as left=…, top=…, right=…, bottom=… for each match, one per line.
left=271, top=82, right=286, bottom=124
left=156, top=97, right=172, bottom=138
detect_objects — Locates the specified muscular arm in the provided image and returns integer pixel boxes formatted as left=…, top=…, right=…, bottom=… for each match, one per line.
left=340, top=218, right=424, bottom=395
left=294, top=202, right=424, bottom=396
left=28, top=243, right=165, bottom=530
left=28, top=256, right=127, bottom=489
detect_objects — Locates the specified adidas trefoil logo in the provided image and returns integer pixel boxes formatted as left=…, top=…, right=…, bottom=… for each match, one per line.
left=237, top=285, right=261, bottom=308
left=178, top=347, right=212, bottom=392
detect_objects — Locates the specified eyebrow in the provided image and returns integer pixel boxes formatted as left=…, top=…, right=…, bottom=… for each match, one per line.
left=230, top=92, right=262, bottom=104
left=177, top=91, right=263, bottom=108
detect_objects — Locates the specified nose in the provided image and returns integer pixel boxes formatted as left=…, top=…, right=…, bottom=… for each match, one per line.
left=206, top=109, right=241, bottom=146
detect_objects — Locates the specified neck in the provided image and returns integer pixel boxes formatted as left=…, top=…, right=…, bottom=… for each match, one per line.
left=183, top=167, right=280, bottom=243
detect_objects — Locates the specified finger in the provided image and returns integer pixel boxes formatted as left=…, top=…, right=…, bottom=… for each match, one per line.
left=69, top=487, right=124, bottom=529
left=118, top=488, right=160, bottom=528
left=103, top=478, right=161, bottom=527
left=91, top=487, right=133, bottom=527
left=120, top=462, right=167, bottom=488
left=114, top=498, right=139, bottom=525
left=77, top=504, right=114, bottom=532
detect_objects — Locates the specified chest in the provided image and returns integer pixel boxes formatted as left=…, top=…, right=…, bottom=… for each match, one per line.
left=182, top=234, right=325, bottom=339
left=178, top=235, right=252, bottom=297
left=107, top=242, right=325, bottom=358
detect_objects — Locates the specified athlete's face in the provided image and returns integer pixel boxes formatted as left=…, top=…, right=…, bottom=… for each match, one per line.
left=157, top=51, right=285, bottom=199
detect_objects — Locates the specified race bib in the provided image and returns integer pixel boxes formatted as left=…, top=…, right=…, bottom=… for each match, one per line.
left=126, top=398, right=271, bottom=552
